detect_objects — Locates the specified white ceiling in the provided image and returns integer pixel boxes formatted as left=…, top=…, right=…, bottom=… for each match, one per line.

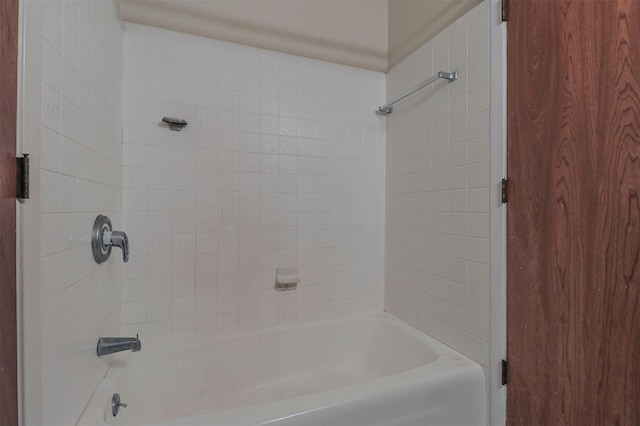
left=119, top=0, right=480, bottom=72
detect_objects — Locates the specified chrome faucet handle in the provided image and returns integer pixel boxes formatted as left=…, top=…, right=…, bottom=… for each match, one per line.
left=112, top=393, right=127, bottom=417
left=107, top=230, right=129, bottom=263
left=92, top=215, right=130, bottom=264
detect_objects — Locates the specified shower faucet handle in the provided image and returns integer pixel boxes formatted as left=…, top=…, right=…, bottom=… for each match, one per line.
left=106, top=230, right=129, bottom=263
left=92, top=215, right=130, bottom=264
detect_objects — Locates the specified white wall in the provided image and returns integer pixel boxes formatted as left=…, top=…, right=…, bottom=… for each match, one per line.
left=121, top=0, right=388, bottom=72
left=37, top=0, right=123, bottom=423
left=384, top=0, right=491, bottom=412
left=121, top=23, right=386, bottom=341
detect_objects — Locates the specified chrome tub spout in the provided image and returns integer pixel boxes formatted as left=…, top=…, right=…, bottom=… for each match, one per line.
left=97, top=335, right=141, bottom=356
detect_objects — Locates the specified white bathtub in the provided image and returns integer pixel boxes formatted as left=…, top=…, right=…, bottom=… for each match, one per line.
left=77, top=314, right=485, bottom=426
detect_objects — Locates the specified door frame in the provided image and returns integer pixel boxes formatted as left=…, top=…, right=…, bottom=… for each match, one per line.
left=489, top=0, right=508, bottom=425
left=1, top=0, right=20, bottom=424
left=16, top=0, right=43, bottom=424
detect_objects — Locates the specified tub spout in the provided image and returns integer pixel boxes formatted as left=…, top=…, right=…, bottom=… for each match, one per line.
left=97, top=335, right=141, bottom=356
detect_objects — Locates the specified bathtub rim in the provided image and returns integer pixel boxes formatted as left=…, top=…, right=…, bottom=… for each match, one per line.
left=77, top=312, right=485, bottom=426
left=114, top=312, right=446, bottom=353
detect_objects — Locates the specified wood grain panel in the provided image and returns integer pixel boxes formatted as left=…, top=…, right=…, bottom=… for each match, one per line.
left=507, top=0, right=640, bottom=424
left=0, top=0, right=19, bottom=424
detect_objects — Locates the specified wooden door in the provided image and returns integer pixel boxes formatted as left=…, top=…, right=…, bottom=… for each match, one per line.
left=507, top=0, right=640, bottom=424
left=0, top=0, right=19, bottom=424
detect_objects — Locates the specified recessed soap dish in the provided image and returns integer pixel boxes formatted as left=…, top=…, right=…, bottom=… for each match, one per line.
left=161, top=116, right=188, bottom=131
left=275, top=268, right=300, bottom=291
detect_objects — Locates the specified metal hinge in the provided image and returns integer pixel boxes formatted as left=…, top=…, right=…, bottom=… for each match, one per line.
left=502, top=0, right=508, bottom=21
left=501, top=359, right=508, bottom=385
left=501, top=178, right=508, bottom=203
left=17, top=154, right=29, bottom=200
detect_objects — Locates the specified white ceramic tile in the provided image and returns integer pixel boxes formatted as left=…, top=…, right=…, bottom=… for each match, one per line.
left=39, top=0, right=124, bottom=422
left=122, top=301, right=148, bottom=324
left=42, top=5, right=64, bottom=53
left=148, top=298, right=171, bottom=322
left=42, top=40, right=63, bottom=92
left=122, top=22, right=385, bottom=341
left=384, top=0, right=491, bottom=384
left=171, top=296, right=195, bottom=319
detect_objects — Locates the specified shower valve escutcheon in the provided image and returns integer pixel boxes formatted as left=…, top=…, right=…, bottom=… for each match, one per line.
left=92, top=215, right=129, bottom=263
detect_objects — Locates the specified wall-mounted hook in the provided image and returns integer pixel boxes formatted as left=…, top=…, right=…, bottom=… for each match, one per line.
left=92, top=215, right=129, bottom=263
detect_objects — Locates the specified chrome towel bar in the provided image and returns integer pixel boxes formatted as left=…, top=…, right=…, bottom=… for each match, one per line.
left=378, top=71, right=458, bottom=115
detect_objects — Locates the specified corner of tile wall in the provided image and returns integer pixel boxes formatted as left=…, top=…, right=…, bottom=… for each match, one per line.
left=384, top=0, right=491, bottom=387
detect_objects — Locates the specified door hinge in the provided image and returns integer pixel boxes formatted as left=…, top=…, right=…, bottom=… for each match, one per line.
left=501, top=178, right=508, bottom=203
left=501, top=0, right=508, bottom=21
left=17, top=154, right=30, bottom=200
left=501, top=359, right=508, bottom=386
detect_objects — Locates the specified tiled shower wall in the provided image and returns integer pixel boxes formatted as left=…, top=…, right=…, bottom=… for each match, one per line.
left=38, top=0, right=123, bottom=423
left=385, top=0, right=490, bottom=377
left=121, top=23, right=386, bottom=340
